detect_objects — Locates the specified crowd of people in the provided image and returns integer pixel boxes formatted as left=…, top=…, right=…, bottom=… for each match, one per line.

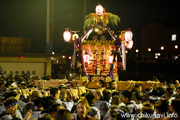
left=0, top=74, right=180, bottom=120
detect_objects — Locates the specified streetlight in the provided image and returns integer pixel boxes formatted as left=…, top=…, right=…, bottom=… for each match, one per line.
left=148, top=48, right=151, bottom=52
left=136, top=49, right=139, bottom=53
left=175, top=45, right=178, bottom=49
left=161, top=46, right=164, bottom=50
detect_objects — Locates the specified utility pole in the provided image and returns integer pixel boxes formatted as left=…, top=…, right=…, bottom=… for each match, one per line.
left=46, top=0, right=52, bottom=54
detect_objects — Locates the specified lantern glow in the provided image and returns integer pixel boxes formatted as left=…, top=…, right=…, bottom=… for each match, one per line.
left=136, top=49, right=139, bottom=53
left=126, top=40, right=133, bottom=49
left=175, top=45, right=178, bottom=49
left=63, top=30, right=71, bottom=42
left=148, top=48, right=151, bottom=52
left=95, top=5, right=104, bottom=16
left=125, top=31, right=133, bottom=42
left=108, top=56, right=113, bottom=64
left=161, top=46, right=164, bottom=50
left=83, top=54, right=91, bottom=64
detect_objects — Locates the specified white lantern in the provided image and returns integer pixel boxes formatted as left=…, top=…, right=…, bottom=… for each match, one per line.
left=125, top=31, right=133, bottom=42
left=63, top=30, right=71, bottom=42
left=126, top=40, right=133, bottom=49
left=95, top=5, right=104, bottom=16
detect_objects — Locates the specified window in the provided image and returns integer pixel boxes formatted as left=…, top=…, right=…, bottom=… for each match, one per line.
left=171, top=34, right=176, bottom=41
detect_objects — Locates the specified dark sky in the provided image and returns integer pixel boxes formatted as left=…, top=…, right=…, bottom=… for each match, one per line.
left=0, top=0, right=179, bottom=54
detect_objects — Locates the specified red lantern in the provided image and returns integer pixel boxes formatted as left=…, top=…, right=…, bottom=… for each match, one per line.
left=125, top=31, right=133, bottom=42
left=63, top=30, right=71, bottom=42
left=95, top=5, right=104, bottom=16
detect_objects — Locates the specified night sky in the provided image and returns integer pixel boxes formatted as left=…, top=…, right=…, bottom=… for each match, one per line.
left=0, top=0, right=179, bottom=55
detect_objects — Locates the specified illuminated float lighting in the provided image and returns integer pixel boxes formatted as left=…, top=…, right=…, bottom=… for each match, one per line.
left=94, top=28, right=99, bottom=32
left=161, top=46, right=164, bottom=50
left=63, top=29, right=71, bottom=42
left=108, top=56, right=113, bottom=64
left=72, top=33, right=79, bottom=40
left=148, top=48, right=151, bottom=52
left=62, top=55, right=65, bottom=58
left=83, top=54, right=91, bottom=64
left=52, top=52, right=55, bottom=55
left=95, top=5, right=104, bottom=16
left=175, top=45, right=178, bottom=49
left=69, top=56, right=71, bottom=59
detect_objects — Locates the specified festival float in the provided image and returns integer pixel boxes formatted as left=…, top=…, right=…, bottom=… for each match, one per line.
left=63, top=4, right=133, bottom=82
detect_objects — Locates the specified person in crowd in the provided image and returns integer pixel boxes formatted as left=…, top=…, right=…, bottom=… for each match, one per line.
left=37, top=113, right=52, bottom=120
left=23, top=90, right=42, bottom=117
left=0, top=80, right=6, bottom=95
left=55, top=108, right=72, bottom=120
left=72, top=97, right=93, bottom=120
left=133, top=84, right=142, bottom=93
left=59, top=84, right=67, bottom=93
left=94, top=89, right=111, bottom=120
left=165, top=87, right=175, bottom=105
left=84, top=91, right=100, bottom=120
left=28, top=97, right=43, bottom=120
left=0, top=97, right=32, bottom=120
left=0, top=97, right=19, bottom=119
left=104, top=95, right=125, bottom=120
left=133, top=91, right=143, bottom=114
left=49, top=103, right=62, bottom=120
left=109, top=80, right=118, bottom=93
left=154, top=99, right=169, bottom=120
left=65, top=82, right=74, bottom=89
left=50, top=87, right=62, bottom=105
left=3, top=90, right=25, bottom=119
left=120, top=90, right=136, bottom=120
left=59, top=91, right=74, bottom=111
left=41, top=96, right=55, bottom=115
left=140, top=103, right=154, bottom=120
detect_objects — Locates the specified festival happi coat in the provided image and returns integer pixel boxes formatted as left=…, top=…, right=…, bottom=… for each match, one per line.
left=63, top=5, right=133, bottom=81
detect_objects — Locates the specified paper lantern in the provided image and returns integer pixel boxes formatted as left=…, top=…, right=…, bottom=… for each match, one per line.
left=63, top=30, right=71, bottom=42
left=125, top=31, right=133, bottom=42
left=126, top=40, right=133, bottom=49
left=95, top=5, right=104, bottom=16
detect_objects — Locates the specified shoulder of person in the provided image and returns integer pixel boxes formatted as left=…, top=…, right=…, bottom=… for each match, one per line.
left=87, top=115, right=94, bottom=120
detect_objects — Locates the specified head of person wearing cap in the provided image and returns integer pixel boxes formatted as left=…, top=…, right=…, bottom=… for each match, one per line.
left=0, top=97, right=18, bottom=119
